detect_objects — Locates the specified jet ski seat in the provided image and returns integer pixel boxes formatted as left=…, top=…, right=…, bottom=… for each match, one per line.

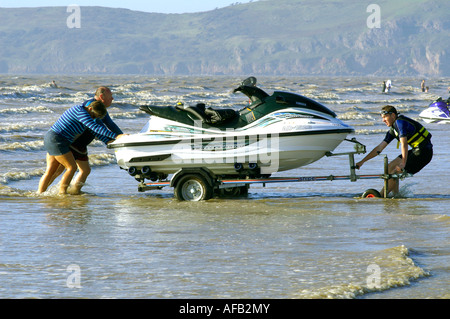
left=180, top=103, right=239, bottom=125
left=175, top=103, right=209, bottom=123
left=139, top=103, right=239, bottom=128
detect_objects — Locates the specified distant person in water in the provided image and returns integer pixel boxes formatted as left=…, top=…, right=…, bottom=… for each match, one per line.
left=50, top=80, right=58, bottom=88
left=382, top=81, right=386, bottom=93
left=384, top=80, right=392, bottom=93
left=46, top=87, right=124, bottom=194
left=356, top=105, right=433, bottom=197
left=421, top=79, right=426, bottom=92
left=38, top=99, right=124, bottom=195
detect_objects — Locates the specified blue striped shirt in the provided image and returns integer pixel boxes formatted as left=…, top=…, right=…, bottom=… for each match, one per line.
left=84, top=98, right=123, bottom=135
left=51, top=104, right=118, bottom=144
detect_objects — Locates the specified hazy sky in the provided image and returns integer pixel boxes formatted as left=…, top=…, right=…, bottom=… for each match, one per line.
left=0, top=0, right=256, bottom=14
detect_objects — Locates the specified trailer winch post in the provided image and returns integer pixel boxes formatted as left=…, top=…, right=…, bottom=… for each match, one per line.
left=383, top=155, right=389, bottom=198
left=349, top=152, right=357, bottom=182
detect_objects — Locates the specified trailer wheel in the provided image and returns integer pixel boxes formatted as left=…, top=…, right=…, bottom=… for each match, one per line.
left=362, top=188, right=382, bottom=198
left=174, top=174, right=213, bottom=201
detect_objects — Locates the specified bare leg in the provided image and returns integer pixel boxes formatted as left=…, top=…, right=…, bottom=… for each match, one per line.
left=71, top=160, right=91, bottom=194
left=53, top=152, right=78, bottom=194
left=38, top=154, right=62, bottom=193
left=47, top=163, right=65, bottom=187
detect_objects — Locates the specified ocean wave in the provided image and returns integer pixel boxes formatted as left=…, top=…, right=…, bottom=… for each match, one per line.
left=88, top=153, right=117, bottom=166
left=0, top=105, right=54, bottom=114
left=0, top=83, right=58, bottom=100
left=0, top=122, right=50, bottom=133
left=339, top=111, right=376, bottom=121
left=355, top=128, right=387, bottom=135
left=0, top=91, right=43, bottom=100
left=40, top=95, right=91, bottom=105
left=295, top=245, right=429, bottom=299
left=0, top=184, right=36, bottom=197
left=0, top=153, right=114, bottom=186
left=0, top=140, right=44, bottom=151
left=113, top=83, right=146, bottom=93
left=0, top=168, right=44, bottom=185
left=109, top=111, right=146, bottom=119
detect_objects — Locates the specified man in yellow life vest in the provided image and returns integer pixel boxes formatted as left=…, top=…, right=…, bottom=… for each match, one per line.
left=356, top=105, right=433, bottom=197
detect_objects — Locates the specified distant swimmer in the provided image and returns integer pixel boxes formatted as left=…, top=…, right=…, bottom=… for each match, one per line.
left=356, top=105, right=433, bottom=197
left=384, top=80, right=392, bottom=93
left=50, top=80, right=58, bottom=88
left=421, top=79, right=426, bottom=92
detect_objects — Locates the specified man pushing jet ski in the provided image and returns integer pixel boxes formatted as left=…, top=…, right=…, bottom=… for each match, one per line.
left=356, top=105, right=433, bottom=198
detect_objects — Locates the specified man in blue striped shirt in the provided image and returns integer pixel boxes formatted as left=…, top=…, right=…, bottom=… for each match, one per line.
left=45, top=87, right=124, bottom=194
left=50, top=102, right=117, bottom=144
left=38, top=99, right=124, bottom=195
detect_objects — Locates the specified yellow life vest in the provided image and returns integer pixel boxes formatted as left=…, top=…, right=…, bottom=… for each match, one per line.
left=392, top=115, right=431, bottom=149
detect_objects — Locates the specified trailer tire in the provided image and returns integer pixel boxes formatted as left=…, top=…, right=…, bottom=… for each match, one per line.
left=174, top=174, right=213, bottom=201
left=362, top=188, right=382, bottom=198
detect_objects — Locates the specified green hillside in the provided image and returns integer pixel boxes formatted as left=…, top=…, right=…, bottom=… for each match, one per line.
left=0, top=0, right=448, bottom=75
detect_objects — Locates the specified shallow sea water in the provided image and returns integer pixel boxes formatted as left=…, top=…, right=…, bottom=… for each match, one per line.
left=1, top=75, right=449, bottom=299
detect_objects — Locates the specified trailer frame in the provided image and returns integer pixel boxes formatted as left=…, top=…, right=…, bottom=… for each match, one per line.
left=135, top=138, right=412, bottom=200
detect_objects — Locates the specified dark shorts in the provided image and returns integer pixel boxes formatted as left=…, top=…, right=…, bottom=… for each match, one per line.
left=399, top=144, right=433, bottom=174
left=44, top=130, right=71, bottom=156
left=69, top=145, right=89, bottom=161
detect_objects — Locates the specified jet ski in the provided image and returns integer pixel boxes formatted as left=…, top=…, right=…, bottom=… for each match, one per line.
left=419, top=97, right=450, bottom=124
left=108, top=77, right=354, bottom=184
